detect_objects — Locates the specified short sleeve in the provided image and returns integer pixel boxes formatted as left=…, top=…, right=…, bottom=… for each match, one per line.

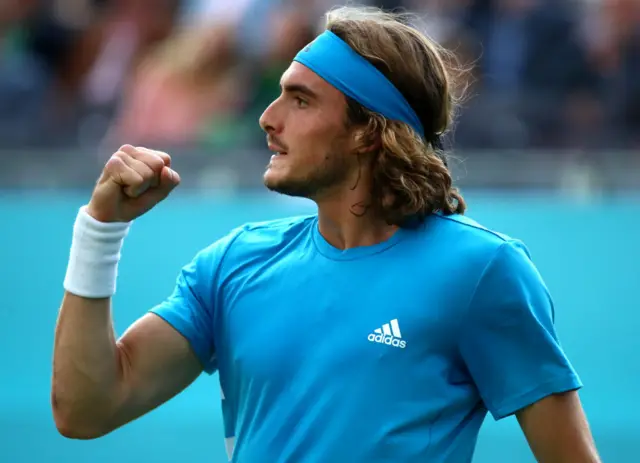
left=459, top=240, right=582, bottom=420
left=150, top=228, right=244, bottom=375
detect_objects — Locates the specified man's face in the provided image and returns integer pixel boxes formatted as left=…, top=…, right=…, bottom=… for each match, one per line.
left=259, top=62, right=359, bottom=199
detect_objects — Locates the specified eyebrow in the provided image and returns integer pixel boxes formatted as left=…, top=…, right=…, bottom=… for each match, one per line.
left=280, top=82, right=319, bottom=100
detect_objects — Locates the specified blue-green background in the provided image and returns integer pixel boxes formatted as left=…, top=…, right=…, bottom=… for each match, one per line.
left=1, top=191, right=637, bottom=462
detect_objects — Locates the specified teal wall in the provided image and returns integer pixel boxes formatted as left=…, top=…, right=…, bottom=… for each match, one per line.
left=1, top=191, right=637, bottom=462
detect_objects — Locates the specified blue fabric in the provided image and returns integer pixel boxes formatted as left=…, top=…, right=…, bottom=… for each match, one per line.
left=150, top=213, right=581, bottom=462
left=293, top=30, right=424, bottom=137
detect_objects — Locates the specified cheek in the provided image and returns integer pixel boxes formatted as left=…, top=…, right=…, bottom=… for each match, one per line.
left=288, top=113, right=342, bottom=155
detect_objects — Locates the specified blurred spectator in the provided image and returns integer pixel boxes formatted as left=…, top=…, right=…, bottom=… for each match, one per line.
left=453, top=0, right=602, bottom=149
left=585, top=0, right=640, bottom=148
left=239, top=5, right=317, bottom=148
left=0, top=0, right=181, bottom=149
left=61, top=0, right=182, bottom=146
left=0, top=0, right=637, bottom=153
left=0, top=0, right=50, bottom=147
left=105, top=21, right=247, bottom=150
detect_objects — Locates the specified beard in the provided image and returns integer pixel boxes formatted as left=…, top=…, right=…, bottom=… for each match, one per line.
left=264, top=149, right=353, bottom=199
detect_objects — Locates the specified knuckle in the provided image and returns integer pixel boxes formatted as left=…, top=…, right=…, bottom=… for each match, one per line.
left=145, top=148, right=170, bottom=162
left=118, top=144, right=135, bottom=154
left=141, top=152, right=165, bottom=172
left=112, top=151, right=126, bottom=161
left=105, top=154, right=123, bottom=171
left=150, top=154, right=166, bottom=170
left=156, top=150, right=170, bottom=160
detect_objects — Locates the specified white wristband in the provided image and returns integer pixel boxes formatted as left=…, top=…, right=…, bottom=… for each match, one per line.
left=63, top=206, right=131, bottom=298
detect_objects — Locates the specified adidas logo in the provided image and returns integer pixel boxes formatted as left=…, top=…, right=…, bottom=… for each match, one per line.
left=367, top=319, right=406, bottom=349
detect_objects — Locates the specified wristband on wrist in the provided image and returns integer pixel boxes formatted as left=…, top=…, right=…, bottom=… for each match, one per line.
left=63, top=206, right=131, bottom=298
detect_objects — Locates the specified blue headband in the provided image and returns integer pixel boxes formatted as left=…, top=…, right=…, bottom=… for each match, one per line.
left=293, top=30, right=424, bottom=138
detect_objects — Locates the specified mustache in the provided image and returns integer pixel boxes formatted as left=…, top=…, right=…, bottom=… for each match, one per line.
left=266, top=135, right=289, bottom=151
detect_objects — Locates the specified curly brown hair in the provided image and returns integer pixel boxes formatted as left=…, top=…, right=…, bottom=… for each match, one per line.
left=325, top=7, right=467, bottom=226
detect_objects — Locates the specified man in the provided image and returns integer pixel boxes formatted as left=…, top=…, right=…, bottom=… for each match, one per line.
left=52, top=6, right=601, bottom=463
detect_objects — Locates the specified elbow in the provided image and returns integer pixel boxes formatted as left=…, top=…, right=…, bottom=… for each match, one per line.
left=54, top=420, right=104, bottom=440
left=51, top=394, right=111, bottom=440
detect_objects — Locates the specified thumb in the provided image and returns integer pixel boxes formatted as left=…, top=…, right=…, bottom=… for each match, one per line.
left=148, top=166, right=180, bottom=202
left=160, top=166, right=181, bottom=190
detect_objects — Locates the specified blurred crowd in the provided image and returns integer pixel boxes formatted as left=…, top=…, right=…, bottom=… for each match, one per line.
left=0, top=0, right=638, bottom=155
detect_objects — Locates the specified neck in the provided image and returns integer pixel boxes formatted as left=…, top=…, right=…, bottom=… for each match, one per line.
left=314, top=177, right=398, bottom=250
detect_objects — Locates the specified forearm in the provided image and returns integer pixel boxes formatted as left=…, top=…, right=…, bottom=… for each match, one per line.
left=52, top=206, right=132, bottom=437
left=51, top=147, right=187, bottom=437
left=52, top=292, right=126, bottom=437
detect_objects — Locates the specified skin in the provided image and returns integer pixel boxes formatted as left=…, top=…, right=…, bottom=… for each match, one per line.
left=51, top=62, right=601, bottom=462
left=260, top=62, right=396, bottom=250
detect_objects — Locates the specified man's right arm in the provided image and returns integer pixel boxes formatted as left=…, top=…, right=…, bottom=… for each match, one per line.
left=51, top=293, right=203, bottom=439
left=51, top=145, right=226, bottom=439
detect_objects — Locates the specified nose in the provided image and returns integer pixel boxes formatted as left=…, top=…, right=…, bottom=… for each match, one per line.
left=259, top=99, right=283, bottom=135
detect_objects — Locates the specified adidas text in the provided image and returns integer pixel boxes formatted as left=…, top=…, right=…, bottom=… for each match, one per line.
left=367, top=333, right=407, bottom=349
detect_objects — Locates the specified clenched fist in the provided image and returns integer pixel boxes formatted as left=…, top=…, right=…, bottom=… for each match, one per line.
left=86, top=145, right=180, bottom=223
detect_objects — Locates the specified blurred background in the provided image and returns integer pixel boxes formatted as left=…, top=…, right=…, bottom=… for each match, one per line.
left=0, top=0, right=637, bottom=462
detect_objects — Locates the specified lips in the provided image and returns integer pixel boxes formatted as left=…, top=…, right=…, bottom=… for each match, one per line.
left=268, top=143, right=287, bottom=155
left=267, top=135, right=288, bottom=155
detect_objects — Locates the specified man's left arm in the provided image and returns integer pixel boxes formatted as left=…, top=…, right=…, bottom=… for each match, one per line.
left=516, top=390, right=601, bottom=463
left=459, top=239, right=601, bottom=462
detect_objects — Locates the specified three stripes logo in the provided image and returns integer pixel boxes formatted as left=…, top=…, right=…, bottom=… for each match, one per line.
left=368, top=319, right=406, bottom=349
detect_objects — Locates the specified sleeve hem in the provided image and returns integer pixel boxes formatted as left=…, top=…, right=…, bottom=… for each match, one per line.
left=150, top=307, right=217, bottom=375
left=490, top=374, right=583, bottom=420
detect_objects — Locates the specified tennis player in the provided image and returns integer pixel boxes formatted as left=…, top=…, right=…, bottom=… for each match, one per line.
left=52, top=6, right=601, bottom=463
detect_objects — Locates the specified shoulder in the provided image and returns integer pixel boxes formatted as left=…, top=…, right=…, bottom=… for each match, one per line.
left=236, top=214, right=317, bottom=243
left=193, top=214, right=316, bottom=266
left=424, top=212, right=530, bottom=262
left=416, top=215, right=554, bottom=334
left=430, top=213, right=514, bottom=245
left=431, top=214, right=549, bottom=306
left=408, top=213, right=541, bottom=296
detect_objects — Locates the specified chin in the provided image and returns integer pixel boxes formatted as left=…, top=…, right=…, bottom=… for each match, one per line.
left=263, top=170, right=311, bottom=198
left=263, top=166, right=285, bottom=188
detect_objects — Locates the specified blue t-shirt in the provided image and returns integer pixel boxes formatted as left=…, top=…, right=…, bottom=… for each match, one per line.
left=151, top=213, right=581, bottom=462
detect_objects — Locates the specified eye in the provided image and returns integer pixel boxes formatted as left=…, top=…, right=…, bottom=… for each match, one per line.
left=295, top=97, right=309, bottom=108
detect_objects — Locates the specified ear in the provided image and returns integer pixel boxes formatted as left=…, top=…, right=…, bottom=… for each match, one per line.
left=351, top=127, right=381, bottom=155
